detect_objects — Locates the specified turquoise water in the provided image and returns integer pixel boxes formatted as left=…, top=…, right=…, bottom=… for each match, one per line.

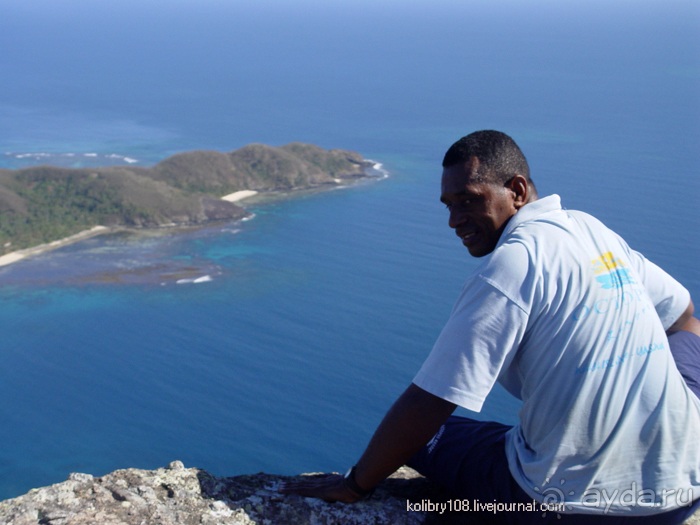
left=0, top=0, right=698, bottom=501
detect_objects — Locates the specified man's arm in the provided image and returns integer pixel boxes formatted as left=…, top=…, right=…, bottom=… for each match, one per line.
left=278, top=383, right=456, bottom=502
left=667, top=299, right=695, bottom=335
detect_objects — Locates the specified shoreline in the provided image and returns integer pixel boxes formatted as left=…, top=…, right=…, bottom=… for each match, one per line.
left=0, top=163, right=387, bottom=269
left=220, top=189, right=259, bottom=202
left=0, top=226, right=113, bottom=268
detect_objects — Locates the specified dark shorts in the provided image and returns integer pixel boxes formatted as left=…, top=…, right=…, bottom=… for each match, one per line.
left=669, top=329, right=700, bottom=400
left=407, top=330, right=700, bottom=525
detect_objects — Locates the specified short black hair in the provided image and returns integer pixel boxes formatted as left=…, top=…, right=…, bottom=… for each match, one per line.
left=442, top=130, right=531, bottom=186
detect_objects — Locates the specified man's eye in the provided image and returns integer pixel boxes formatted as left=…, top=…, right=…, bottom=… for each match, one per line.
left=444, top=198, right=474, bottom=210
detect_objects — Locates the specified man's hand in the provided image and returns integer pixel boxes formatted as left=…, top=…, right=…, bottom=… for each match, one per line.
left=278, top=473, right=362, bottom=503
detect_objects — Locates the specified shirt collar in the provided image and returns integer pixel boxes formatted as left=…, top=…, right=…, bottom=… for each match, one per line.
left=495, top=194, right=562, bottom=250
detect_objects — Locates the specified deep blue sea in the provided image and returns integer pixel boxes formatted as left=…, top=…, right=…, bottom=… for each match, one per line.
left=0, top=0, right=698, bottom=501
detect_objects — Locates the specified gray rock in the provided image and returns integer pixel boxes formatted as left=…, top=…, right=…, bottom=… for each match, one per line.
left=1, top=464, right=697, bottom=524
left=0, top=464, right=449, bottom=525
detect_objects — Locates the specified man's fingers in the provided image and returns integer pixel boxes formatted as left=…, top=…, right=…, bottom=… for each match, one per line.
left=278, top=474, right=340, bottom=495
left=278, top=474, right=360, bottom=503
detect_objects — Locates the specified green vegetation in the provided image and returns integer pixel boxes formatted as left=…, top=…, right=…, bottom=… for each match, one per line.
left=148, top=142, right=368, bottom=196
left=0, top=143, right=369, bottom=255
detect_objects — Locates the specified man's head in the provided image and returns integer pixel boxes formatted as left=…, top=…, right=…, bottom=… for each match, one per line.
left=441, top=130, right=537, bottom=257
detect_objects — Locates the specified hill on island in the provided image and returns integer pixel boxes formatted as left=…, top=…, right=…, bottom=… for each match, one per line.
left=0, top=143, right=370, bottom=255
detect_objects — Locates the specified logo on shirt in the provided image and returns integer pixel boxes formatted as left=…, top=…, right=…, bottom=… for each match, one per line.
left=591, top=252, right=634, bottom=289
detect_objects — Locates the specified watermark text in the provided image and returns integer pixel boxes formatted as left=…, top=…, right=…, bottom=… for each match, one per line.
left=406, top=499, right=565, bottom=515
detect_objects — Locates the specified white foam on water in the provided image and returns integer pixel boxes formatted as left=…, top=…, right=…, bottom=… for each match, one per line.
left=5, top=151, right=140, bottom=166
left=366, top=160, right=389, bottom=179
left=176, top=275, right=213, bottom=284
left=16, top=153, right=51, bottom=159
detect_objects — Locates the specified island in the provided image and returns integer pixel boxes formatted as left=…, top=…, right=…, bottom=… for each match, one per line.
left=0, top=143, right=373, bottom=262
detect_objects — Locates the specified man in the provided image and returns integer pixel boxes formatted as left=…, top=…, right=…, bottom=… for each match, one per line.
left=279, top=131, right=700, bottom=524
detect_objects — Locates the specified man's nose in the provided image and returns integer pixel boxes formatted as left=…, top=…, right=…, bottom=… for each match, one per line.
left=449, top=207, right=467, bottom=229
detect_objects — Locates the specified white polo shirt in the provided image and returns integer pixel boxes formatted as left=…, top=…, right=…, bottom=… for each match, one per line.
left=414, top=195, right=700, bottom=515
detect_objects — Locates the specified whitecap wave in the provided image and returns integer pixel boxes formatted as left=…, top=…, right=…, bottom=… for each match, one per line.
left=15, top=153, right=51, bottom=159
left=176, top=275, right=213, bottom=284
left=4, top=151, right=140, bottom=167
left=366, top=159, right=390, bottom=179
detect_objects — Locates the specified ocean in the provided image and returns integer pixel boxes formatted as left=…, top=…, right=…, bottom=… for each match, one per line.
left=0, top=0, right=698, bottom=501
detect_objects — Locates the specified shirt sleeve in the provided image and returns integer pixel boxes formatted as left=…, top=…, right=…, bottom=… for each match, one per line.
left=623, top=249, right=690, bottom=331
left=412, top=275, right=529, bottom=412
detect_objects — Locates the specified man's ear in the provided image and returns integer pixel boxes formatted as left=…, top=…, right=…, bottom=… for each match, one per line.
left=506, top=175, right=530, bottom=210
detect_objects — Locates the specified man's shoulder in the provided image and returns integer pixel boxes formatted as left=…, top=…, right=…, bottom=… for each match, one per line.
left=563, top=208, right=607, bottom=226
left=474, top=197, right=630, bottom=292
left=507, top=201, right=614, bottom=248
left=478, top=205, right=615, bottom=294
left=508, top=195, right=610, bottom=235
left=474, top=240, right=535, bottom=306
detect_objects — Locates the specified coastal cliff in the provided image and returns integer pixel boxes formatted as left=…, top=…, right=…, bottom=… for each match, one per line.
left=0, top=463, right=450, bottom=525
left=2, top=463, right=699, bottom=524
left=0, top=143, right=372, bottom=256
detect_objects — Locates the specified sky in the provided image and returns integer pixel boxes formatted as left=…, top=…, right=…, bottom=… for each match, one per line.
left=1, top=0, right=697, bottom=161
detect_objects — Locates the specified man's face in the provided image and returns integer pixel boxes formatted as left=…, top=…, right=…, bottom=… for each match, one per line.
left=440, top=158, right=519, bottom=258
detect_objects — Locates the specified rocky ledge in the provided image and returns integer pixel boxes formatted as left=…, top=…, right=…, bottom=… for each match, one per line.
left=0, top=462, right=453, bottom=525
left=1, top=462, right=698, bottom=525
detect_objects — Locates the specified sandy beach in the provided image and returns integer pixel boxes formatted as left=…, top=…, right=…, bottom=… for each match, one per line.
left=0, top=226, right=110, bottom=268
left=0, top=193, right=259, bottom=269
left=0, top=190, right=286, bottom=269
left=221, top=190, right=258, bottom=202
